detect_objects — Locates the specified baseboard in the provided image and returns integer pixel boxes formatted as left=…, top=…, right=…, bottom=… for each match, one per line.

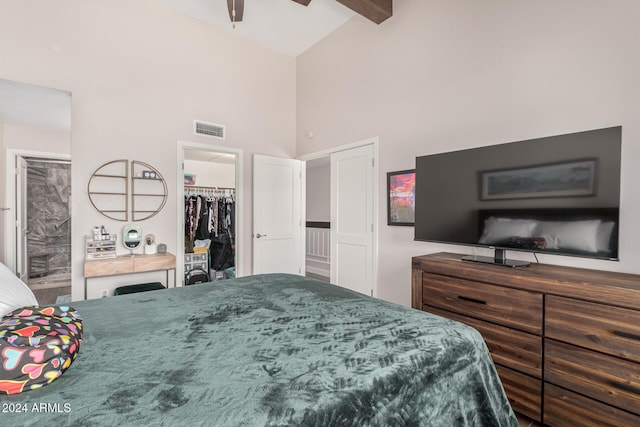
left=305, top=265, right=329, bottom=278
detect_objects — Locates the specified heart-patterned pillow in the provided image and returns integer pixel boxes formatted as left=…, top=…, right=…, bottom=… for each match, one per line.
left=0, top=305, right=82, bottom=394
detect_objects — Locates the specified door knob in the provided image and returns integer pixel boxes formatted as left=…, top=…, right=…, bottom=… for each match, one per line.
left=255, top=233, right=267, bottom=238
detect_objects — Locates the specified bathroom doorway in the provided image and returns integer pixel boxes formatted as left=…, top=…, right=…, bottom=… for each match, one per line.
left=22, top=156, right=71, bottom=303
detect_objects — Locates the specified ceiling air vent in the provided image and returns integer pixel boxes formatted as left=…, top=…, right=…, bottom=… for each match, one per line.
left=194, top=120, right=225, bottom=140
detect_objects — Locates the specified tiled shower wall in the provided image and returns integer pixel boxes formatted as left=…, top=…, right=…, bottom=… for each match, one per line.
left=26, top=160, right=71, bottom=278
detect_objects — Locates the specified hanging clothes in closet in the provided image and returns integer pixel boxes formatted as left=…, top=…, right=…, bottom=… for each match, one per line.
left=184, top=187, right=235, bottom=271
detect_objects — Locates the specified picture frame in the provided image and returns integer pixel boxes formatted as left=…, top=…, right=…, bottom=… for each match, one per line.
left=481, top=159, right=596, bottom=200
left=184, top=174, right=196, bottom=185
left=387, top=169, right=416, bottom=226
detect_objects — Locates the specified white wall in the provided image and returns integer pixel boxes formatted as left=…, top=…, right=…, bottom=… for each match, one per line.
left=184, top=159, right=235, bottom=189
left=297, top=0, right=640, bottom=306
left=0, top=0, right=296, bottom=300
left=306, top=163, right=330, bottom=222
left=0, top=123, right=4, bottom=262
left=2, top=123, right=70, bottom=153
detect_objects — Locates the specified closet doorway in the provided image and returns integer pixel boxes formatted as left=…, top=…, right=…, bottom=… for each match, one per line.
left=177, top=142, right=243, bottom=286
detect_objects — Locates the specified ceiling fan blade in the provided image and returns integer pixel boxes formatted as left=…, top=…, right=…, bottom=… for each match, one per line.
left=227, top=0, right=244, bottom=22
left=291, top=0, right=312, bottom=5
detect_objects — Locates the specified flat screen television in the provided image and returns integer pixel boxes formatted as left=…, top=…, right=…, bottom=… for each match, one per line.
left=414, top=126, right=621, bottom=267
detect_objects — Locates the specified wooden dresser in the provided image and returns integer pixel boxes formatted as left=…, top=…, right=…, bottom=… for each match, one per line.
left=412, top=252, right=640, bottom=426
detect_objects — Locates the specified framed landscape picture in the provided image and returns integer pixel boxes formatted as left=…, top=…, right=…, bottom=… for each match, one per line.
left=481, top=159, right=596, bottom=200
left=387, top=169, right=416, bottom=226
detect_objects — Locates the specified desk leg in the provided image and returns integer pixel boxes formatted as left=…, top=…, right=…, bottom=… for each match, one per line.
left=84, top=278, right=87, bottom=300
left=164, top=269, right=176, bottom=289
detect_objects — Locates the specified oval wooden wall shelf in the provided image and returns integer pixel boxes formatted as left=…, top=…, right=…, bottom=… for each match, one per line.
left=88, top=160, right=167, bottom=221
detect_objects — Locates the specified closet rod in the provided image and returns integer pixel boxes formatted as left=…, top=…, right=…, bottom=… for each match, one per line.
left=185, top=185, right=235, bottom=191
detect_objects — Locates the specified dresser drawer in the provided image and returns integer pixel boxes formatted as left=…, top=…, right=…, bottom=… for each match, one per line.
left=546, top=295, right=640, bottom=362
left=544, top=383, right=640, bottom=427
left=422, top=273, right=543, bottom=334
left=495, top=365, right=541, bottom=422
left=427, top=307, right=542, bottom=378
left=84, top=256, right=133, bottom=277
left=545, top=339, right=640, bottom=416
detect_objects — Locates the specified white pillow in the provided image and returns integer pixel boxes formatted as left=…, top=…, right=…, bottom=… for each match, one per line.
left=0, top=262, right=39, bottom=316
left=596, top=221, right=615, bottom=253
left=478, top=217, right=538, bottom=245
left=535, top=220, right=602, bottom=253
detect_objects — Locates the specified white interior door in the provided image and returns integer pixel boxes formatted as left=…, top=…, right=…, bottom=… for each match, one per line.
left=330, top=145, right=374, bottom=295
left=16, top=156, right=28, bottom=282
left=253, top=154, right=304, bottom=275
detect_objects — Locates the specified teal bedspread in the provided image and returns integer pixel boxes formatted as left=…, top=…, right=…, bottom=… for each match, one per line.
left=2, top=274, right=517, bottom=426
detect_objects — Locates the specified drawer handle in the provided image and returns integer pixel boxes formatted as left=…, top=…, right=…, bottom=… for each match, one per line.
left=458, top=295, right=487, bottom=305
left=612, top=381, right=640, bottom=396
left=614, top=330, right=640, bottom=341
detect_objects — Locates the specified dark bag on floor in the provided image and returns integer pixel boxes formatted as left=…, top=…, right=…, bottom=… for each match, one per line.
left=185, top=268, right=210, bottom=286
left=211, top=234, right=234, bottom=271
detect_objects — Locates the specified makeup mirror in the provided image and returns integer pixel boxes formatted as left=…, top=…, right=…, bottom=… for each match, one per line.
left=123, top=224, right=142, bottom=249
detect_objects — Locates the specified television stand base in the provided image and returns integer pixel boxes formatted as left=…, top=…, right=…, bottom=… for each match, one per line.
left=462, top=255, right=530, bottom=268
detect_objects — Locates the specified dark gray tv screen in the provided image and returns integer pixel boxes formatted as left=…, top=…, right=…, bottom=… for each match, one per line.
left=414, top=126, right=621, bottom=261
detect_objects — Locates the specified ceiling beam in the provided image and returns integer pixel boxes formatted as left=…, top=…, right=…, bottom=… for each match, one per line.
left=335, top=0, right=392, bottom=24
left=291, top=0, right=312, bottom=5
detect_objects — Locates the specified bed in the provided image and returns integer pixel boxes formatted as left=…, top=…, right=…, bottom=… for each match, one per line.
left=2, top=273, right=517, bottom=426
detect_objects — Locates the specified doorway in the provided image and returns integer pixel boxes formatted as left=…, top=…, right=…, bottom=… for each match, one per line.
left=300, top=138, right=378, bottom=296
left=305, top=156, right=331, bottom=282
left=4, top=151, right=72, bottom=304
left=177, top=141, right=244, bottom=286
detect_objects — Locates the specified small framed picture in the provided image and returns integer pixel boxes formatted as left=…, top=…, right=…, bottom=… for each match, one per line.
left=387, top=169, right=416, bottom=226
left=184, top=174, right=196, bottom=185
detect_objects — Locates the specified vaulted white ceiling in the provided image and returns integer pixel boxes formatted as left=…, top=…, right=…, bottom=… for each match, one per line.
left=152, top=0, right=356, bottom=57
left=0, top=1, right=358, bottom=131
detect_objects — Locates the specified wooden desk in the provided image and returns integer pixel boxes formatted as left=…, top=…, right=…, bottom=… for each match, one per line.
left=83, top=253, right=176, bottom=299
